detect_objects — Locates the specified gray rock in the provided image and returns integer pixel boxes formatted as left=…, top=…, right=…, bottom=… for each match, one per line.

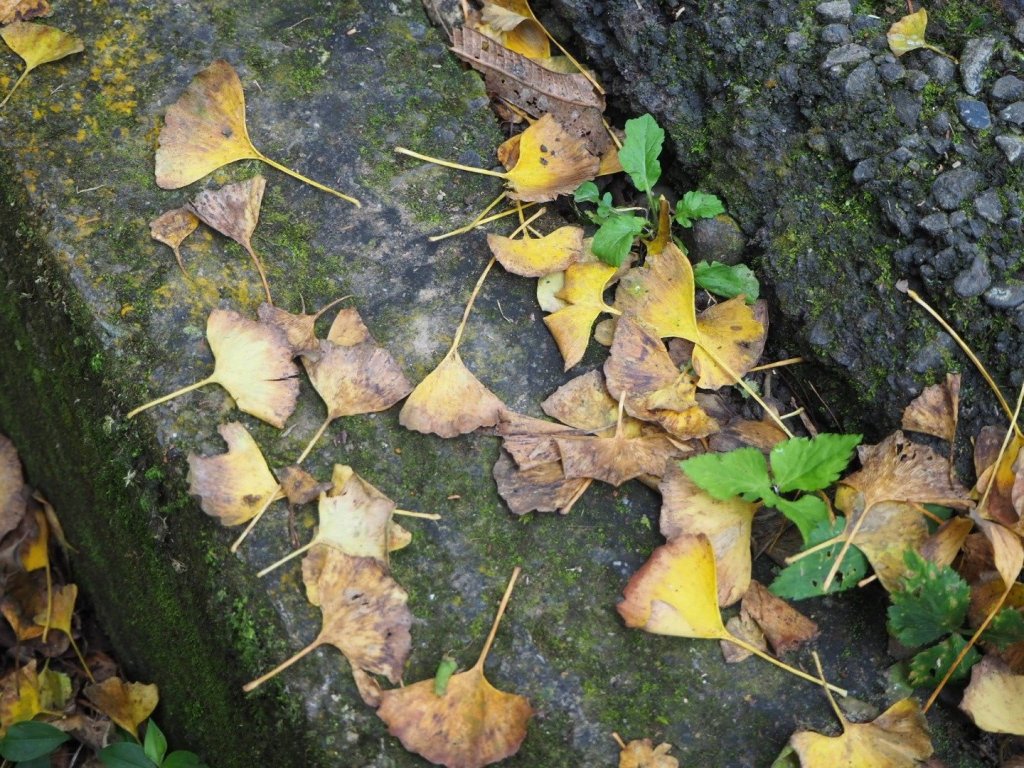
left=954, top=255, right=992, bottom=297
left=853, top=158, right=877, bottom=183
left=926, top=56, right=956, bottom=84
left=996, top=134, right=1024, bottom=162
left=786, top=31, right=807, bottom=51
left=975, top=189, right=1005, bottom=224
left=919, top=212, right=951, bottom=234
left=878, top=60, right=905, bottom=83
left=778, top=63, right=801, bottom=89
left=906, top=70, right=930, bottom=91
left=931, top=111, right=952, bottom=134
left=845, top=61, right=879, bottom=100
left=823, top=43, right=871, bottom=68
left=1017, top=18, right=1024, bottom=44
left=956, top=98, right=991, bottom=130
left=821, top=23, right=851, bottom=44
left=960, top=37, right=996, bottom=95
left=1000, top=101, right=1024, bottom=126
left=816, top=0, right=852, bottom=22
left=984, top=283, right=1024, bottom=309
left=992, top=75, right=1024, bottom=101
left=931, top=167, right=982, bottom=210
left=893, top=90, right=921, bottom=127
left=850, top=14, right=882, bottom=33
left=685, top=215, right=747, bottom=265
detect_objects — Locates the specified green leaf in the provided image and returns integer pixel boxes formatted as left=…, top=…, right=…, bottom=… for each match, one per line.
left=765, top=493, right=830, bottom=545
left=99, top=742, right=157, bottom=768
left=674, top=191, right=725, bottom=227
left=143, top=721, right=167, bottom=766
left=693, top=261, right=760, bottom=303
left=0, top=721, right=70, bottom=762
left=573, top=181, right=600, bottom=204
left=770, top=518, right=869, bottom=600
left=19, top=755, right=51, bottom=768
left=591, top=214, right=646, bottom=267
left=619, top=114, right=664, bottom=194
left=678, top=447, right=771, bottom=502
left=433, top=654, right=458, bottom=697
left=770, top=433, right=862, bottom=494
left=908, top=634, right=981, bottom=686
left=163, top=751, right=207, bottom=768
left=770, top=745, right=801, bottom=768
left=887, top=550, right=970, bottom=647
left=595, top=192, right=616, bottom=220
left=982, top=608, right=1024, bottom=649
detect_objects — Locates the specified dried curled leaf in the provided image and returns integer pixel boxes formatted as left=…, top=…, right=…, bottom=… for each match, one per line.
left=0, top=433, right=28, bottom=541
left=0, top=0, right=51, bottom=24
left=84, top=678, right=159, bottom=740
left=492, top=449, right=590, bottom=515
left=487, top=225, right=584, bottom=277
left=740, top=581, right=819, bottom=656
left=187, top=422, right=280, bottom=526
left=0, top=22, right=83, bottom=109
left=901, top=373, right=960, bottom=443
left=619, top=738, right=680, bottom=768
left=277, top=465, right=331, bottom=506
left=789, top=698, right=933, bottom=767
left=149, top=208, right=199, bottom=276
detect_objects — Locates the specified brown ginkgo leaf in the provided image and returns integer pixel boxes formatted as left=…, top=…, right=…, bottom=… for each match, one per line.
left=493, top=449, right=591, bottom=516
left=84, top=677, right=159, bottom=741
left=616, top=736, right=679, bottom=768
left=189, top=176, right=273, bottom=304
left=739, top=580, right=819, bottom=656
left=243, top=547, right=412, bottom=706
left=276, top=464, right=332, bottom=506
left=0, top=0, right=51, bottom=25
left=149, top=207, right=199, bottom=278
left=186, top=422, right=282, bottom=527
left=0, top=21, right=83, bottom=110
left=901, top=373, right=960, bottom=443
left=257, top=297, right=347, bottom=357
left=127, top=308, right=299, bottom=428
left=400, top=258, right=506, bottom=438
left=377, top=567, right=532, bottom=768
left=155, top=59, right=360, bottom=206
left=0, top=433, right=28, bottom=541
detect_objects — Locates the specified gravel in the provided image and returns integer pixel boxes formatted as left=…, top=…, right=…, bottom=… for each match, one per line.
left=960, top=37, right=996, bottom=95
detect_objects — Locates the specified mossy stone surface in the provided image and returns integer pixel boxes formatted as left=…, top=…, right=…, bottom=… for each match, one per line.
left=0, top=0, right=996, bottom=765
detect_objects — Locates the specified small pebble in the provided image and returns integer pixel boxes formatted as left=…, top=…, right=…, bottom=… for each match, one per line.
left=975, top=189, right=1004, bottom=224
left=953, top=255, right=992, bottom=298
left=815, top=0, right=851, bottom=22
left=919, top=212, right=950, bottom=235
left=906, top=70, right=930, bottom=91
left=1000, top=102, right=1024, bottom=126
left=992, top=75, right=1024, bottom=102
left=845, top=61, right=879, bottom=100
left=823, top=43, right=870, bottom=68
left=821, top=23, right=851, bottom=44
left=956, top=98, right=991, bottom=130
left=932, top=167, right=982, bottom=210
left=984, top=283, right=1024, bottom=310
left=995, top=134, right=1024, bottom=163
left=926, top=56, right=956, bottom=84
left=960, top=37, right=996, bottom=95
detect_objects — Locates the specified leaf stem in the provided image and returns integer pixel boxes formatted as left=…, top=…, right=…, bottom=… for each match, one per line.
left=428, top=194, right=524, bottom=242
left=542, top=30, right=605, bottom=94
left=229, top=488, right=286, bottom=553
left=126, top=376, right=215, bottom=419
left=977, top=380, right=1024, bottom=516
left=700, top=346, right=794, bottom=438
left=473, top=566, right=522, bottom=671
left=450, top=256, right=496, bottom=353
left=393, top=509, right=441, bottom=520
left=243, top=638, right=322, bottom=692
left=903, top=288, right=1021, bottom=438
left=244, top=244, right=274, bottom=305
left=811, top=651, right=847, bottom=724
left=0, top=69, right=29, bottom=110
left=750, top=357, right=805, bottom=373
left=68, top=634, right=95, bottom=683
left=822, top=505, right=873, bottom=592
left=394, top=147, right=508, bottom=179
left=295, top=416, right=333, bottom=466
left=783, top=533, right=845, bottom=564
left=257, top=539, right=316, bottom=578
left=257, top=154, right=361, bottom=207
left=723, top=633, right=848, bottom=696
left=611, top=732, right=627, bottom=750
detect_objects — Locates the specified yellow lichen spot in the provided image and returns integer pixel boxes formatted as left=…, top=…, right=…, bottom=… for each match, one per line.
left=75, top=128, right=86, bottom=142
left=119, top=304, right=135, bottom=317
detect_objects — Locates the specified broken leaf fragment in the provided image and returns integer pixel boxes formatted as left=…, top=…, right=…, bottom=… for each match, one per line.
left=189, top=176, right=273, bottom=303
left=0, top=0, right=51, bottom=24
left=543, top=261, right=618, bottom=370
left=0, top=660, right=42, bottom=735
left=155, top=59, right=359, bottom=205
left=127, top=308, right=299, bottom=428
left=493, top=449, right=591, bottom=515
left=0, top=21, right=83, bottom=110
left=377, top=567, right=532, bottom=768
left=487, top=225, right=583, bottom=277
left=789, top=697, right=933, bottom=767
left=149, top=208, right=199, bottom=277
left=84, top=677, right=159, bottom=741
left=901, top=373, right=960, bottom=443
left=257, top=297, right=346, bottom=358
left=960, top=657, right=1024, bottom=735
left=618, top=737, right=679, bottom=768
left=1, top=433, right=28, bottom=541
left=478, top=1, right=549, bottom=59
left=186, top=422, right=281, bottom=526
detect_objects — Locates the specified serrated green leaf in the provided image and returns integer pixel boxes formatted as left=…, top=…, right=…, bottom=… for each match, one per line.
left=693, top=261, right=760, bottom=303
left=887, top=550, right=970, bottom=647
left=619, top=114, right=664, bottom=194
left=770, top=518, right=869, bottom=600
left=674, top=191, right=725, bottom=227
left=678, top=447, right=771, bottom=502
left=163, top=751, right=207, bottom=768
left=766, top=493, right=830, bottom=545
left=0, top=721, right=70, bottom=762
left=573, top=181, right=600, bottom=204
left=99, top=742, right=157, bottom=768
left=770, top=433, right=862, bottom=494
left=908, top=634, right=981, bottom=686
left=143, top=721, right=167, bottom=766
left=982, top=608, right=1024, bottom=649
left=591, top=214, right=646, bottom=267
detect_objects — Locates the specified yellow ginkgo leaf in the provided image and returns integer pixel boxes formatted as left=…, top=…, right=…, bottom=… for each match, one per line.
left=479, top=3, right=550, bottom=59
left=789, top=697, right=933, bottom=767
left=960, top=657, right=1024, bottom=735
left=33, top=583, right=92, bottom=681
left=127, top=308, right=300, bottom=428
left=85, top=678, right=158, bottom=741
left=187, top=422, right=282, bottom=527
left=690, top=297, right=768, bottom=391
left=618, top=737, right=679, bottom=768
left=155, top=60, right=359, bottom=205
left=0, top=660, right=42, bottom=735
left=149, top=207, right=199, bottom=278
left=487, top=225, right=583, bottom=277
left=543, top=261, right=618, bottom=370
left=504, top=114, right=600, bottom=201
left=0, top=21, right=83, bottom=110
left=614, top=243, right=699, bottom=340
left=886, top=9, right=928, bottom=56
left=400, top=258, right=506, bottom=438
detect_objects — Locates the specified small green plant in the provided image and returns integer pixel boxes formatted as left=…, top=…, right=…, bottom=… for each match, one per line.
left=770, top=518, right=870, bottom=600
left=0, top=721, right=70, bottom=767
left=572, top=114, right=755, bottom=301
left=99, top=720, right=209, bottom=768
left=680, top=433, right=862, bottom=545
left=887, top=551, right=1024, bottom=686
